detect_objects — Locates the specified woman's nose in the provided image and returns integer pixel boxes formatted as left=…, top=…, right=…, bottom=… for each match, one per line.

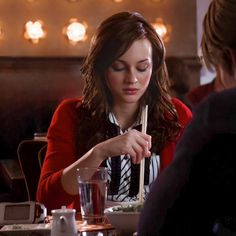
left=125, top=70, right=138, bottom=84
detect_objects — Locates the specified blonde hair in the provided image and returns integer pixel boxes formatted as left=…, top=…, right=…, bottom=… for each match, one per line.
left=201, top=0, right=236, bottom=75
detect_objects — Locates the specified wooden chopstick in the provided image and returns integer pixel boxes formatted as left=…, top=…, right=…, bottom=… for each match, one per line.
left=138, top=105, right=148, bottom=203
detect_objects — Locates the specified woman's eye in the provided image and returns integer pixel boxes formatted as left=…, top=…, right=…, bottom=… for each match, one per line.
left=112, top=66, right=125, bottom=71
left=111, top=64, right=125, bottom=71
left=137, top=65, right=149, bottom=72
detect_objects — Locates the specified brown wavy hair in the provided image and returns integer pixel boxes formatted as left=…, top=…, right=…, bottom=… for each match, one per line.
left=78, top=12, right=180, bottom=155
left=201, top=0, right=236, bottom=76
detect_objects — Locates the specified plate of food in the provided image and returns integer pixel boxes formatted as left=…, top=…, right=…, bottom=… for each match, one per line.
left=105, top=202, right=143, bottom=235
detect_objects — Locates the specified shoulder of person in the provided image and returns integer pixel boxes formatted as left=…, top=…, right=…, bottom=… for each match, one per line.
left=171, top=97, right=192, bottom=125
left=192, top=88, right=234, bottom=115
left=207, top=88, right=236, bottom=107
left=51, top=97, right=83, bottom=123
left=193, top=88, right=236, bottom=125
left=57, top=97, right=83, bottom=110
left=187, top=79, right=215, bottom=104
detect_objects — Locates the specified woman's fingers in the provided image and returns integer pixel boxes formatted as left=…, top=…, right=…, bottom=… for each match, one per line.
left=121, top=130, right=152, bottom=164
left=100, top=129, right=152, bottom=161
left=130, top=143, right=143, bottom=164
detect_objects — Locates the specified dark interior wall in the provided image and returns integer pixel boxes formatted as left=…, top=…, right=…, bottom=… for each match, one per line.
left=0, top=56, right=201, bottom=161
left=0, top=57, right=84, bottom=160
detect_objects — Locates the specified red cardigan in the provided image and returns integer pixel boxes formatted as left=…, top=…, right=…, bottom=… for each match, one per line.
left=36, top=98, right=192, bottom=212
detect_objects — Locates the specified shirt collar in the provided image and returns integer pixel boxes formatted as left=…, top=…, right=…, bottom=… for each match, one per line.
left=108, top=111, right=141, bottom=133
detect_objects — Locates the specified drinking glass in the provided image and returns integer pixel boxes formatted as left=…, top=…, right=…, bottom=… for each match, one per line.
left=77, top=167, right=108, bottom=225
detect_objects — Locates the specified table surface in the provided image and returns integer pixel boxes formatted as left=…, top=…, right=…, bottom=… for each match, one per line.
left=0, top=220, right=116, bottom=236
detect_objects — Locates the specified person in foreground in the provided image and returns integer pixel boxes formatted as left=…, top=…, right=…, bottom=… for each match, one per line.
left=187, top=66, right=233, bottom=108
left=36, top=11, right=192, bottom=212
left=138, top=0, right=236, bottom=235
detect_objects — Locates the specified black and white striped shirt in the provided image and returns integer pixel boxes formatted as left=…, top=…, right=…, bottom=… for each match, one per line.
left=106, top=112, right=160, bottom=202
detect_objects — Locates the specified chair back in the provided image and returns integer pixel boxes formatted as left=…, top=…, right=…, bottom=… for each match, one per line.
left=17, top=139, right=47, bottom=201
left=38, top=144, right=47, bottom=168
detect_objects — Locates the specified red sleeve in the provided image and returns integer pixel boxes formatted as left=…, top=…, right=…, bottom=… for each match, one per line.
left=187, top=81, right=215, bottom=106
left=160, top=98, right=192, bottom=171
left=36, top=98, right=81, bottom=212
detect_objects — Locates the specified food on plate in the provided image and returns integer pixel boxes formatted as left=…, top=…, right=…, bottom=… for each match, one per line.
left=107, top=203, right=143, bottom=213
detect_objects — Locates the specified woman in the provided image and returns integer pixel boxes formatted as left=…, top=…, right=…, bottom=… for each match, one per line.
left=37, top=11, right=192, bottom=212
left=138, top=0, right=236, bottom=235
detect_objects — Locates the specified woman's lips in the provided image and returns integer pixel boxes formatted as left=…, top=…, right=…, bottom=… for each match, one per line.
left=123, top=88, right=138, bottom=95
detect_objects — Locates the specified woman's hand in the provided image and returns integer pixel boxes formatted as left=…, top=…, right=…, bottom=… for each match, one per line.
left=62, top=130, right=151, bottom=195
left=95, top=129, right=152, bottom=164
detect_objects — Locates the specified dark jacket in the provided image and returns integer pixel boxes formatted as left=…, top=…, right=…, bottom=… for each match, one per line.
left=138, top=88, right=236, bottom=236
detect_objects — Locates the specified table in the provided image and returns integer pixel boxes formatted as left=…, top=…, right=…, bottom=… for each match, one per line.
left=0, top=212, right=117, bottom=236
left=0, top=220, right=117, bottom=236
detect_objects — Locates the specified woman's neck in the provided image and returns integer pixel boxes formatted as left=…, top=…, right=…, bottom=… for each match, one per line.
left=214, top=66, right=236, bottom=91
left=112, top=104, right=139, bottom=131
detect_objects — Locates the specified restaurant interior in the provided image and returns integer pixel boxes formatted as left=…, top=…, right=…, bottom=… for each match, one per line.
left=0, top=0, right=213, bottom=234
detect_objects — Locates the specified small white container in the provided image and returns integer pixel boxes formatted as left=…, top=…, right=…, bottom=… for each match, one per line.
left=51, top=206, right=77, bottom=236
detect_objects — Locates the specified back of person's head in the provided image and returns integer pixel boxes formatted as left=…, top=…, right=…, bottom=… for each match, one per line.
left=165, top=56, right=190, bottom=94
left=201, top=0, right=236, bottom=76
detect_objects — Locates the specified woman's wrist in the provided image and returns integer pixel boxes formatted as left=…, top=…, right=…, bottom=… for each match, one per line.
left=93, top=143, right=107, bottom=162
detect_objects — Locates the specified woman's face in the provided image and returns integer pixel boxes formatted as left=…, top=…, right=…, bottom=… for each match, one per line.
left=106, top=38, right=153, bottom=108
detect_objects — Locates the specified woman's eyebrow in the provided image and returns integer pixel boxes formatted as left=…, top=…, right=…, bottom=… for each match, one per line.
left=137, top=59, right=151, bottom=63
left=115, top=58, right=150, bottom=63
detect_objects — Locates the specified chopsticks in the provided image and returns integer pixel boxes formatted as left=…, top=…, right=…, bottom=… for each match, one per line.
left=138, top=105, right=148, bottom=203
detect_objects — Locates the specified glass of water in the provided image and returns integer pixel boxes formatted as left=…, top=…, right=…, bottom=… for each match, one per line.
left=77, top=167, right=108, bottom=225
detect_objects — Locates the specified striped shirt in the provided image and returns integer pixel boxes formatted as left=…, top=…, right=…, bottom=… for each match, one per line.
left=106, top=112, right=160, bottom=202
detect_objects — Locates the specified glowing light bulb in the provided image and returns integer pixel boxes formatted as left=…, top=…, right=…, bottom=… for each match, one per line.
left=63, top=19, right=87, bottom=45
left=152, top=18, right=171, bottom=42
left=153, top=23, right=167, bottom=38
left=24, top=20, right=46, bottom=44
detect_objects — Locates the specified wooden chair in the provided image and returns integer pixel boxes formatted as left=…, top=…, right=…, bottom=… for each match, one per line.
left=17, top=139, right=47, bottom=201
